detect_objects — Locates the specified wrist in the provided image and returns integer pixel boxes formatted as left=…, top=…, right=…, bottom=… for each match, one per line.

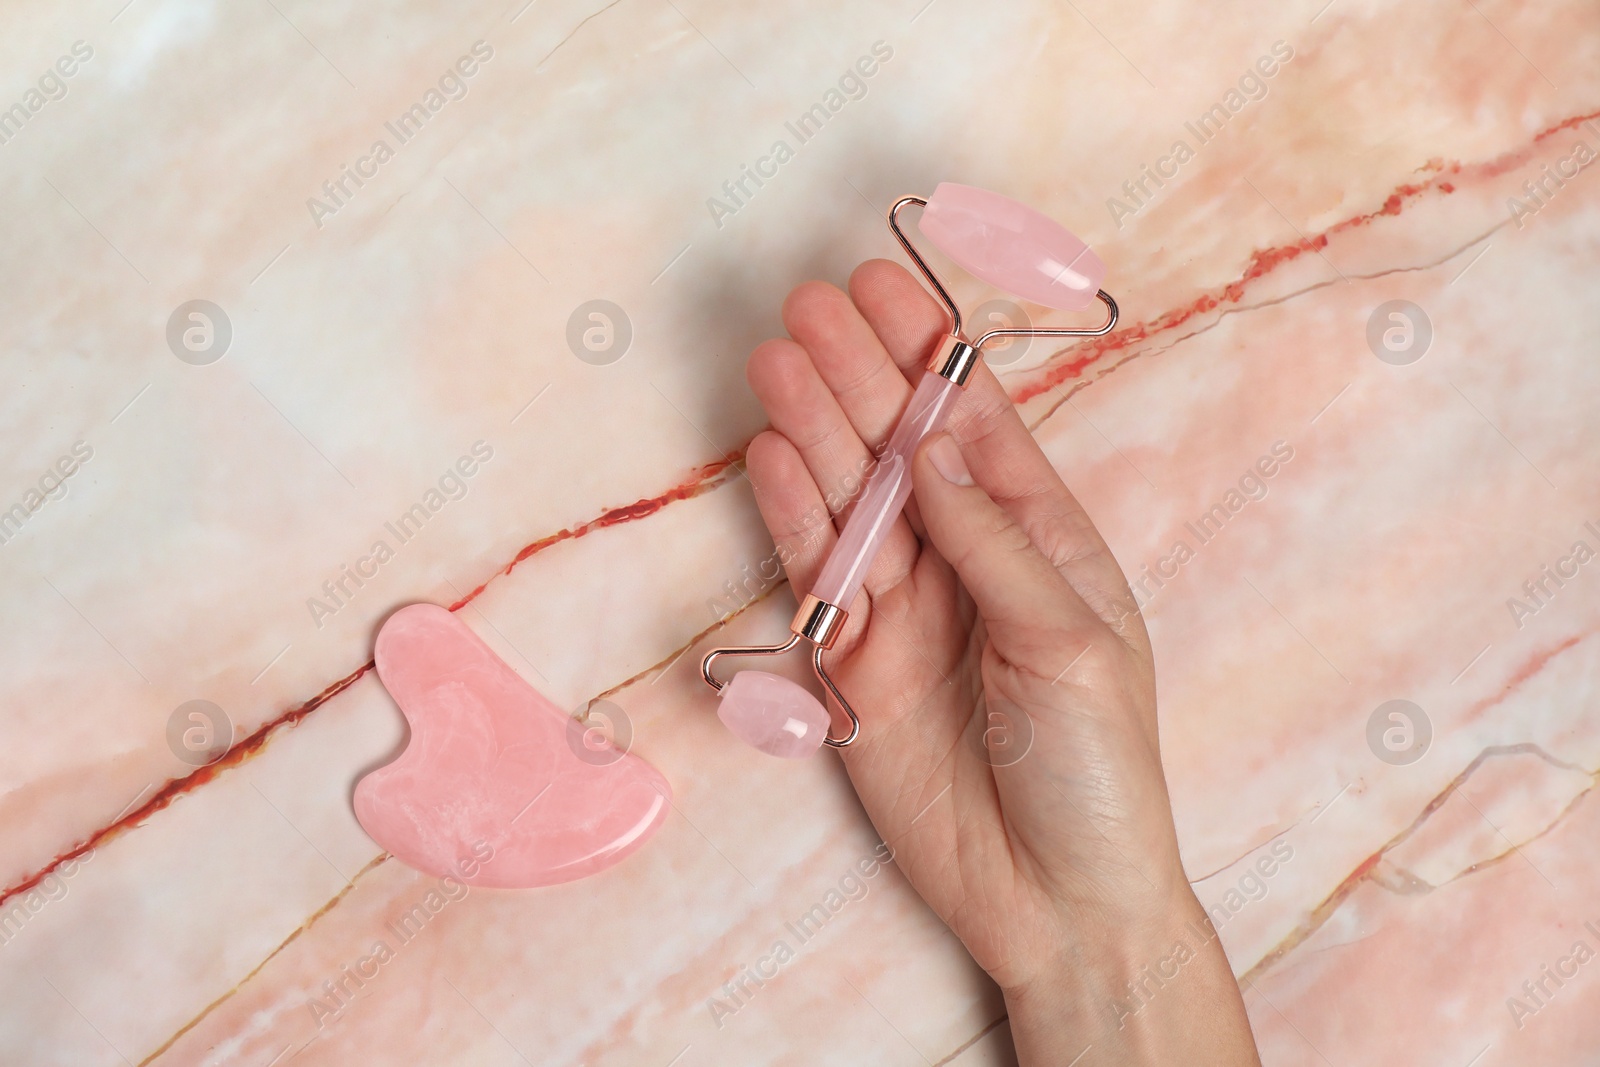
left=1002, top=886, right=1260, bottom=1066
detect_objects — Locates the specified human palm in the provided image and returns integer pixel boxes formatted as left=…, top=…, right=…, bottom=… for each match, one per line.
left=742, top=260, right=1194, bottom=998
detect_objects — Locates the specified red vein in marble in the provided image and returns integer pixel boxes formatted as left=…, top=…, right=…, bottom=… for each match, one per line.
left=0, top=458, right=742, bottom=914
left=1009, top=105, right=1600, bottom=407
left=443, top=456, right=742, bottom=609
left=0, top=663, right=373, bottom=915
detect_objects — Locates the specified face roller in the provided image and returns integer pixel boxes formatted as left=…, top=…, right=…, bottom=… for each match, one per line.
left=701, top=183, right=1119, bottom=757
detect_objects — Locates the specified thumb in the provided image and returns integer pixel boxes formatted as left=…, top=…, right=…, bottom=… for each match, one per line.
left=911, top=433, right=1100, bottom=661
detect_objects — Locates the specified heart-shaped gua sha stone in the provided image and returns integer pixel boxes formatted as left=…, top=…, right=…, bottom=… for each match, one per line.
left=354, top=603, right=670, bottom=888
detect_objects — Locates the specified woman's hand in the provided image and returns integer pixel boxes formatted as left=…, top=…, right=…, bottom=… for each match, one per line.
left=742, top=260, right=1261, bottom=1066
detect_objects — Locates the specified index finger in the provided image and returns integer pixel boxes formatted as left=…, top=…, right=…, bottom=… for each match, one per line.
left=846, top=259, right=1139, bottom=630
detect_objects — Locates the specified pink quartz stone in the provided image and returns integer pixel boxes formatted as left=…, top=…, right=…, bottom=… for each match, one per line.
left=717, top=670, right=831, bottom=758
left=354, top=603, right=670, bottom=888
left=919, top=182, right=1106, bottom=311
left=811, top=371, right=961, bottom=610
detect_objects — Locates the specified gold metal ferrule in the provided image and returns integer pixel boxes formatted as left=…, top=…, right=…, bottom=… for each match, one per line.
left=926, top=334, right=980, bottom=386
left=790, top=594, right=848, bottom=649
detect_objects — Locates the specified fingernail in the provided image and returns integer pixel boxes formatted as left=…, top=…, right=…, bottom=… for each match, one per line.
left=928, top=436, right=974, bottom=486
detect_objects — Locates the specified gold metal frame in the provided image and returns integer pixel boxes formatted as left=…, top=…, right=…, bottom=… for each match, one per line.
left=700, top=596, right=859, bottom=748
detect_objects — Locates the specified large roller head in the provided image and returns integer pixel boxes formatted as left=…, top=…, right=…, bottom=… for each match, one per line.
left=918, top=182, right=1106, bottom=312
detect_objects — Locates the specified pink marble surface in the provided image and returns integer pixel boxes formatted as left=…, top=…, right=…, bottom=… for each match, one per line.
left=0, top=0, right=1596, bottom=1064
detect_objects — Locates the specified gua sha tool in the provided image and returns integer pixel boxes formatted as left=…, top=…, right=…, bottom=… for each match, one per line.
left=354, top=603, right=670, bottom=887
left=702, top=183, right=1119, bottom=757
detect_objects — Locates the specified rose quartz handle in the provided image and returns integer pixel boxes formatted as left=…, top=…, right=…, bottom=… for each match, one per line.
left=810, top=371, right=963, bottom=609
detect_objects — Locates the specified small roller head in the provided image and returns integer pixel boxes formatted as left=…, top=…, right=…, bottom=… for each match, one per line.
left=717, top=670, right=831, bottom=758
left=919, top=182, right=1106, bottom=311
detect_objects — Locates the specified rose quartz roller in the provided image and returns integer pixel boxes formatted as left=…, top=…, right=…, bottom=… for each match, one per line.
left=702, top=183, right=1119, bottom=757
